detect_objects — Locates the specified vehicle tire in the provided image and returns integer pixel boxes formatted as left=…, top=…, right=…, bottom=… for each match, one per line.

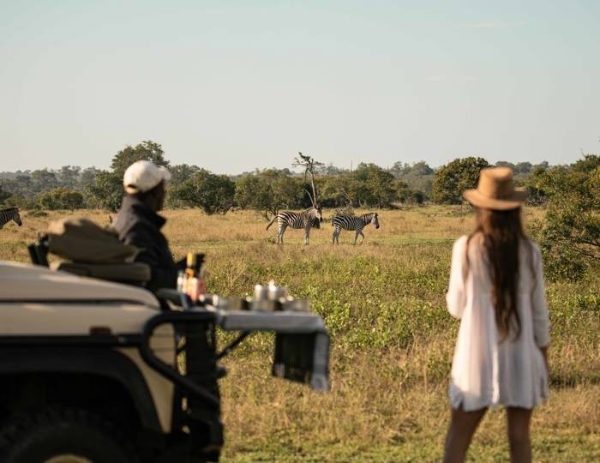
left=0, top=406, right=138, bottom=463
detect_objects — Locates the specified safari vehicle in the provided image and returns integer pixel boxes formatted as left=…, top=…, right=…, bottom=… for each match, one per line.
left=0, top=226, right=330, bottom=462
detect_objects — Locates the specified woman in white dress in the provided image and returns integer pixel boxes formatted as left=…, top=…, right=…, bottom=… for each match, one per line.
left=442, top=167, right=550, bottom=463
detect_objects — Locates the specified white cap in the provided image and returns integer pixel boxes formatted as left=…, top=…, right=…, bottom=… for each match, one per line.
left=123, top=160, right=171, bottom=194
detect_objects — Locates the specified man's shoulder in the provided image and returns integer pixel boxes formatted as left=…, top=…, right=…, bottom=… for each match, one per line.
left=113, top=207, right=150, bottom=235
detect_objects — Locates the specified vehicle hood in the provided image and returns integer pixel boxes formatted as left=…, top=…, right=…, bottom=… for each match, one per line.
left=0, top=261, right=160, bottom=308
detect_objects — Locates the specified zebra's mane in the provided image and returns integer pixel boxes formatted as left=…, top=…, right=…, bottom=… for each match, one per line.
left=1, top=207, right=18, bottom=212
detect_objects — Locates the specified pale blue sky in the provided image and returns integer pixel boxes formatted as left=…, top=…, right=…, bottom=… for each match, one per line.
left=1, top=1, right=599, bottom=174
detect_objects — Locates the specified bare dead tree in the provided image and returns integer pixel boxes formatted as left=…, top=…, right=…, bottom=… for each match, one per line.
left=293, top=152, right=324, bottom=207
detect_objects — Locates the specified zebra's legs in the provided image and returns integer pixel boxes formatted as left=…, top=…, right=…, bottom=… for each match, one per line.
left=353, top=230, right=365, bottom=245
left=276, top=225, right=287, bottom=244
left=332, top=227, right=341, bottom=244
left=304, top=227, right=311, bottom=245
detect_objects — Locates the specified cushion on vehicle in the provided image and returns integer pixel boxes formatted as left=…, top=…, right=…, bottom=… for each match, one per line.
left=51, top=261, right=151, bottom=284
left=46, top=216, right=139, bottom=264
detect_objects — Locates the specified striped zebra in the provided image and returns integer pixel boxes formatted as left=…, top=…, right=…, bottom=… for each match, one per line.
left=266, top=207, right=323, bottom=244
left=0, top=207, right=22, bottom=229
left=332, top=212, right=380, bottom=245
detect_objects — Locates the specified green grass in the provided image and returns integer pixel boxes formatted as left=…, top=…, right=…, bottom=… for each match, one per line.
left=1, top=207, right=599, bottom=462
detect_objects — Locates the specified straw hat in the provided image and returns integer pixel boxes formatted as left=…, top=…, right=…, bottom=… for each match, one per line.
left=463, top=167, right=528, bottom=210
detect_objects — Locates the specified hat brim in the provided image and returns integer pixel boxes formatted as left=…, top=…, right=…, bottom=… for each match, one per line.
left=463, top=188, right=528, bottom=210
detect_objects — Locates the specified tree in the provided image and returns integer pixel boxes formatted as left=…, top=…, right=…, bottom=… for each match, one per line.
left=522, top=161, right=552, bottom=198
left=37, top=187, right=84, bottom=210
left=389, top=161, right=411, bottom=178
left=388, top=161, right=434, bottom=200
left=352, top=163, right=396, bottom=208
left=85, top=171, right=123, bottom=211
left=495, top=161, right=516, bottom=170
left=0, top=184, right=11, bottom=205
left=79, top=167, right=101, bottom=191
left=169, top=164, right=201, bottom=185
left=532, top=155, right=600, bottom=281
left=110, top=141, right=170, bottom=179
left=346, top=165, right=371, bottom=207
left=406, top=190, right=426, bottom=205
left=293, top=152, right=323, bottom=207
left=389, top=161, right=433, bottom=178
left=31, top=169, right=59, bottom=194
left=234, top=174, right=263, bottom=210
left=406, top=161, right=434, bottom=177
left=56, top=166, right=81, bottom=189
left=514, top=162, right=533, bottom=174
left=368, top=166, right=396, bottom=208
left=170, top=169, right=236, bottom=215
left=393, top=179, right=413, bottom=204
left=318, top=175, right=352, bottom=208
left=316, top=164, right=349, bottom=176
left=572, top=154, right=600, bottom=173
left=1, top=175, right=32, bottom=200
left=234, top=170, right=302, bottom=216
left=431, top=157, right=490, bottom=204
left=165, top=164, right=201, bottom=208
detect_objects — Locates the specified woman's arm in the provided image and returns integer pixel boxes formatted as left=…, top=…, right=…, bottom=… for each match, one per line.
left=531, top=242, right=550, bottom=348
left=446, top=236, right=468, bottom=319
left=539, top=344, right=549, bottom=373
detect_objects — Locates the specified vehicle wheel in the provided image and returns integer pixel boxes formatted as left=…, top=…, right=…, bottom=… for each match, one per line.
left=0, top=406, right=138, bottom=463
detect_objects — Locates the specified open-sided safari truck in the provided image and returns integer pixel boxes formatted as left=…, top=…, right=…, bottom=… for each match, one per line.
left=0, top=218, right=330, bottom=462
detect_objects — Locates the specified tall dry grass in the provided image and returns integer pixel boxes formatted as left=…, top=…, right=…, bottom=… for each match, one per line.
left=1, top=206, right=598, bottom=462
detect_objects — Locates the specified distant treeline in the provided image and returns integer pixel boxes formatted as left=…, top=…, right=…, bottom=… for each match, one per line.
left=0, top=140, right=582, bottom=213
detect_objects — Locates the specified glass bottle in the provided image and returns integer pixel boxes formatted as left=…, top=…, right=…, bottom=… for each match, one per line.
left=185, top=252, right=206, bottom=302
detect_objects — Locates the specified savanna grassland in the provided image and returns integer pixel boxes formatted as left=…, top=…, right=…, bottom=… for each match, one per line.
left=1, top=207, right=599, bottom=462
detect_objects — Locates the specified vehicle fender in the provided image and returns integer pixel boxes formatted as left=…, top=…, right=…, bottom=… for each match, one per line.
left=0, top=347, right=162, bottom=433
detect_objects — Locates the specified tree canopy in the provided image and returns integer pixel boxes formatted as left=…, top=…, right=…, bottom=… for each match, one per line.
left=170, top=169, right=236, bottom=215
left=533, top=155, right=600, bottom=281
left=431, top=157, right=490, bottom=205
left=110, top=141, right=170, bottom=178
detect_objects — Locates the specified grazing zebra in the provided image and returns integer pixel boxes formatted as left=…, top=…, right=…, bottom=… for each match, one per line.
left=266, top=207, right=323, bottom=244
left=332, top=212, right=380, bottom=245
left=0, top=207, right=23, bottom=228
left=0, top=207, right=22, bottom=229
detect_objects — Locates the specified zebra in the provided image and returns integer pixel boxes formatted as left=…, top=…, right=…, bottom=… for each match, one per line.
left=266, top=206, right=323, bottom=244
left=0, top=207, right=22, bottom=229
left=332, top=212, right=380, bottom=245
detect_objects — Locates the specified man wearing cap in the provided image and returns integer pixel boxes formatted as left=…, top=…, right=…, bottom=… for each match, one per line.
left=112, top=160, right=181, bottom=293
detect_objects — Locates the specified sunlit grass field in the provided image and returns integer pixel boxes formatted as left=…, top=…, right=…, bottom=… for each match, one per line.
left=1, top=206, right=599, bottom=462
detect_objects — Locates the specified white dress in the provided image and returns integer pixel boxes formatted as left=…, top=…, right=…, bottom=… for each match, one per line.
left=446, top=235, right=550, bottom=411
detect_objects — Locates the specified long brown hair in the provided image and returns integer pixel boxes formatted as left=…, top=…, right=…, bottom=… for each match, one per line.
left=466, top=207, right=531, bottom=340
